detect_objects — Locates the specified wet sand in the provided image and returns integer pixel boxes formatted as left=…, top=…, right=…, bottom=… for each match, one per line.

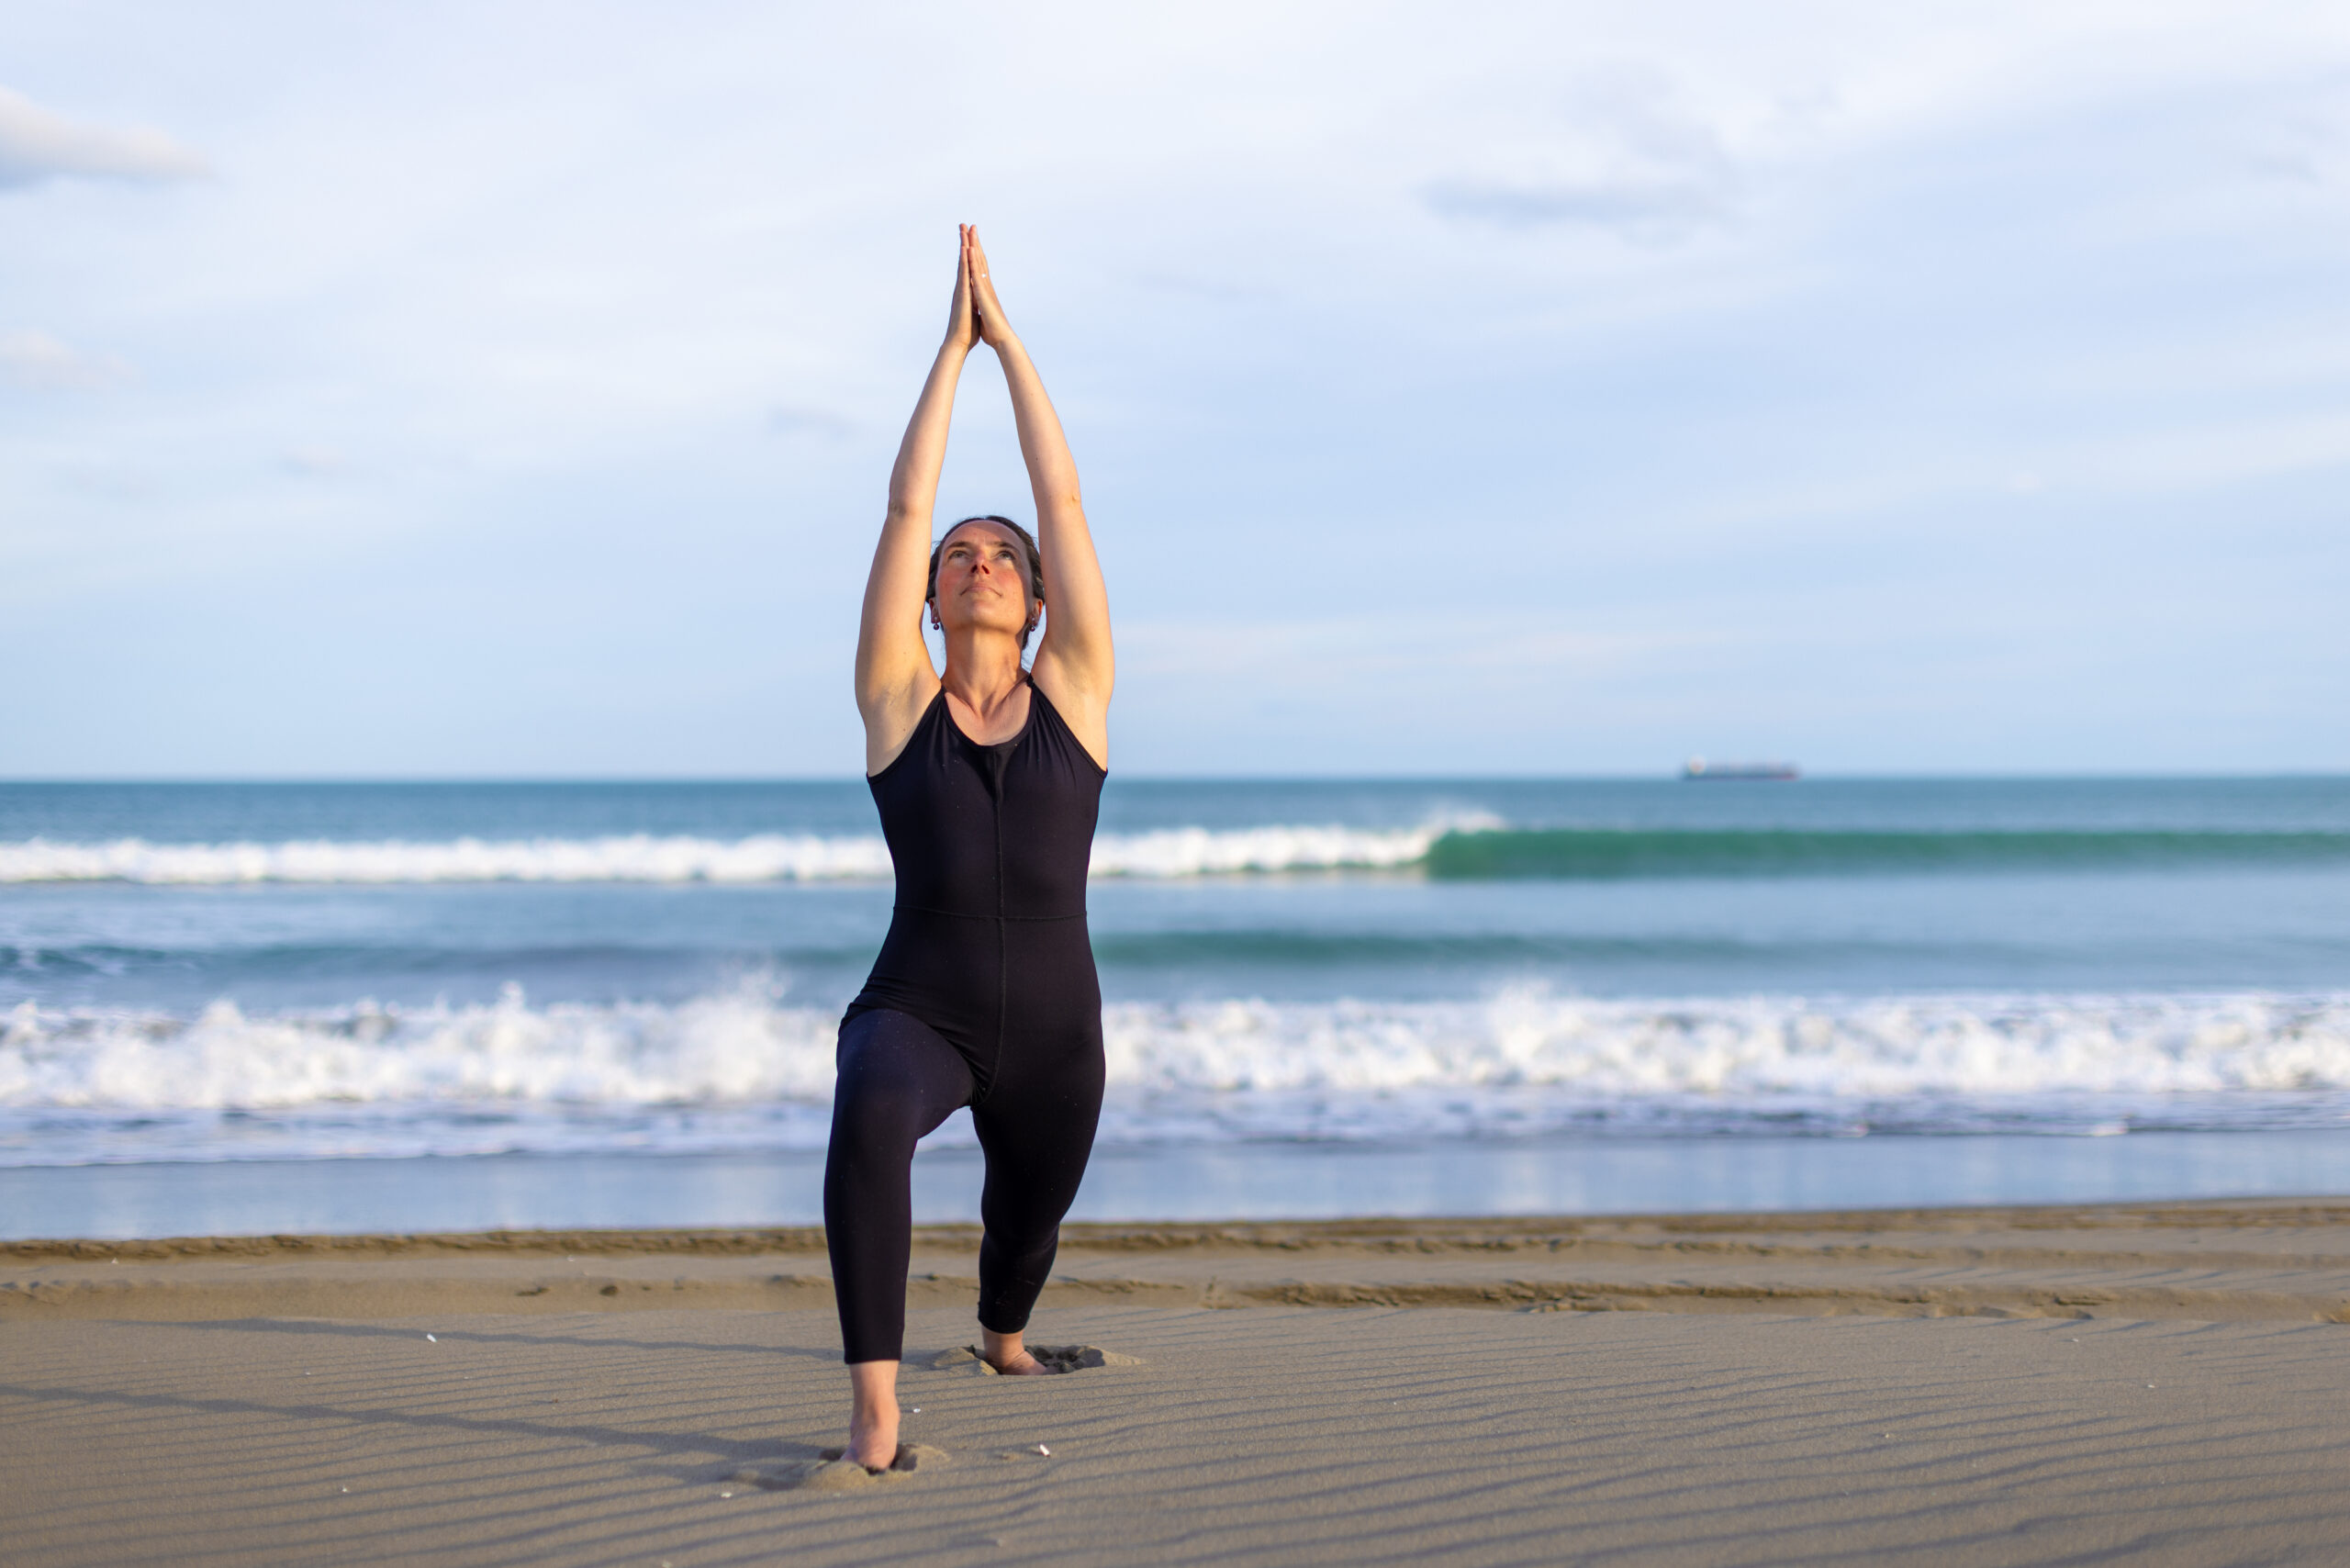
left=5, top=1202, right=2347, bottom=1565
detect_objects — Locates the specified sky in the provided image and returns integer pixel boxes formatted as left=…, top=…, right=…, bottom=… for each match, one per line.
left=2, top=0, right=2346, bottom=778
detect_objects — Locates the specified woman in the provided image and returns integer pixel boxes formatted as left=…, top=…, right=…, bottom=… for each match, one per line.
left=825, top=225, right=1113, bottom=1471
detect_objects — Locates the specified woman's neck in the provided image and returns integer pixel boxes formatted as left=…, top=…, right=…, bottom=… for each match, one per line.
left=939, top=632, right=1028, bottom=721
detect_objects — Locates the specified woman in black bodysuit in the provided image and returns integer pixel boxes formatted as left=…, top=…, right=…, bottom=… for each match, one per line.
left=829, top=225, right=1114, bottom=1470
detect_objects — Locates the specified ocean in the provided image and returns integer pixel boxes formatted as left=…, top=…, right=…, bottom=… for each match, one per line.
left=4, top=777, right=2347, bottom=1238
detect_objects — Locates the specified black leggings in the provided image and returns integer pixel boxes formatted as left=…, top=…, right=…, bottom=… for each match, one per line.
left=823, top=1007, right=1104, bottom=1363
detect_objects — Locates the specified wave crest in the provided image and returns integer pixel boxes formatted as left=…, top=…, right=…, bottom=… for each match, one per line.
left=1103, top=992, right=2350, bottom=1097
left=0, top=824, right=1461, bottom=885
left=1427, top=827, right=2350, bottom=878
left=6, top=818, right=2339, bottom=884
left=4, top=989, right=2347, bottom=1164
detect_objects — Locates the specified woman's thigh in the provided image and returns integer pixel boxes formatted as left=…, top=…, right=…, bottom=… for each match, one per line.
left=969, top=1031, right=1103, bottom=1220
left=830, top=1008, right=977, bottom=1146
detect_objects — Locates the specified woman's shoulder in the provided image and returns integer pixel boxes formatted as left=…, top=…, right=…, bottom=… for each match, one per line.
left=1025, top=666, right=1108, bottom=775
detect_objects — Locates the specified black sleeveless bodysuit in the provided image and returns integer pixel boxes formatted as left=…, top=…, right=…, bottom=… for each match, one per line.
left=822, top=679, right=1107, bottom=1362
left=845, top=678, right=1104, bottom=1087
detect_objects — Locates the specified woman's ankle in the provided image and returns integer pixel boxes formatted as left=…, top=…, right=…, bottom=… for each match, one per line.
left=845, top=1358, right=901, bottom=1463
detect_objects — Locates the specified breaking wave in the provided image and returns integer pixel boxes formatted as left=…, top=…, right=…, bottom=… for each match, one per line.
left=1426, top=828, right=2350, bottom=878
left=0, top=823, right=1459, bottom=885
left=5, top=821, right=2339, bottom=886
left=4, top=988, right=2346, bottom=1164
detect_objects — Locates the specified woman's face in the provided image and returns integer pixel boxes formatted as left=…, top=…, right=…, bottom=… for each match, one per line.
left=932, top=521, right=1038, bottom=639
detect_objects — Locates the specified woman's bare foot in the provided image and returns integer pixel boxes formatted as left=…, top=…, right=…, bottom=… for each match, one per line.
left=845, top=1360, right=901, bottom=1469
left=981, top=1327, right=1056, bottom=1376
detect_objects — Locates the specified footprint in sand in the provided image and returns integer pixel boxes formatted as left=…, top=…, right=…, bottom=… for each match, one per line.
left=731, top=1443, right=950, bottom=1493
left=924, top=1344, right=1143, bottom=1375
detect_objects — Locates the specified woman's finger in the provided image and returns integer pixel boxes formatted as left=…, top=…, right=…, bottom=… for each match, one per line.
left=946, top=224, right=979, bottom=344
left=964, top=230, right=983, bottom=330
left=963, top=226, right=1010, bottom=342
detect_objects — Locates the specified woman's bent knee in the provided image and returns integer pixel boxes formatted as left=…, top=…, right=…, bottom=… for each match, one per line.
left=830, top=1076, right=931, bottom=1152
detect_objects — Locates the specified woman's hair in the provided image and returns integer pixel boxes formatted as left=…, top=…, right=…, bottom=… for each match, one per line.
left=928, top=515, right=1046, bottom=651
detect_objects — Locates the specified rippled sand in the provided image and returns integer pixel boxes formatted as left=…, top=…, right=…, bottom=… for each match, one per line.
left=5, top=1203, right=2347, bottom=1565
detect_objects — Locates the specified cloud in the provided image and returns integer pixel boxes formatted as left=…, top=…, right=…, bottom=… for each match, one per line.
left=1424, top=66, right=1740, bottom=238
left=0, top=330, right=133, bottom=390
left=1424, top=170, right=1731, bottom=231
left=279, top=446, right=347, bottom=476
left=0, top=86, right=207, bottom=188
left=2247, top=99, right=2350, bottom=187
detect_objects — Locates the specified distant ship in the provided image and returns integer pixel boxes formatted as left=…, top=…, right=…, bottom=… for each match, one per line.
left=1681, top=756, right=1800, bottom=781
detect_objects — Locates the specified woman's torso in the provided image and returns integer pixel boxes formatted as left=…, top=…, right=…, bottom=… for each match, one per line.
left=845, top=681, right=1105, bottom=1091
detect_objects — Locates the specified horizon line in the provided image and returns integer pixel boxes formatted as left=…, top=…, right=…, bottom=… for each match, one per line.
left=2, top=770, right=2346, bottom=787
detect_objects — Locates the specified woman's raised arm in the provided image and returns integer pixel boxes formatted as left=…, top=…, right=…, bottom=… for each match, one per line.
left=968, top=230, right=1112, bottom=766
left=855, top=228, right=981, bottom=771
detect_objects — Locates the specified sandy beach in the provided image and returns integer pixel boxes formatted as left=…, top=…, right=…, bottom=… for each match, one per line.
left=3, top=1201, right=2346, bottom=1565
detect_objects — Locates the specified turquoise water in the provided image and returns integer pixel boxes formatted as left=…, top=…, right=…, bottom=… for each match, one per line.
left=2, top=777, right=2346, bottom=1233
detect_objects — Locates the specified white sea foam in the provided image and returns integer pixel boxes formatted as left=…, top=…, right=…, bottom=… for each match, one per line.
left=0, top=988, right=838, bottom=1110
left=1095, top=992, right=2350, bottom=1142
left=4, top=989, right=2346, bottom=1164
left=1089, top=823, right=1461, bottom=877
left=0, top=834, right=895, bottom=885
left=0, top=823, right=1469, bottom=885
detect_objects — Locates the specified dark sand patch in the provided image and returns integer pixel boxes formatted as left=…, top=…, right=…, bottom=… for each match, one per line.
left=731, top=1442, right=949, bottom=1492
left=12, top=1202, right=2350, bottom=1326
left=924, top=1343, right=1143, bottom=1374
